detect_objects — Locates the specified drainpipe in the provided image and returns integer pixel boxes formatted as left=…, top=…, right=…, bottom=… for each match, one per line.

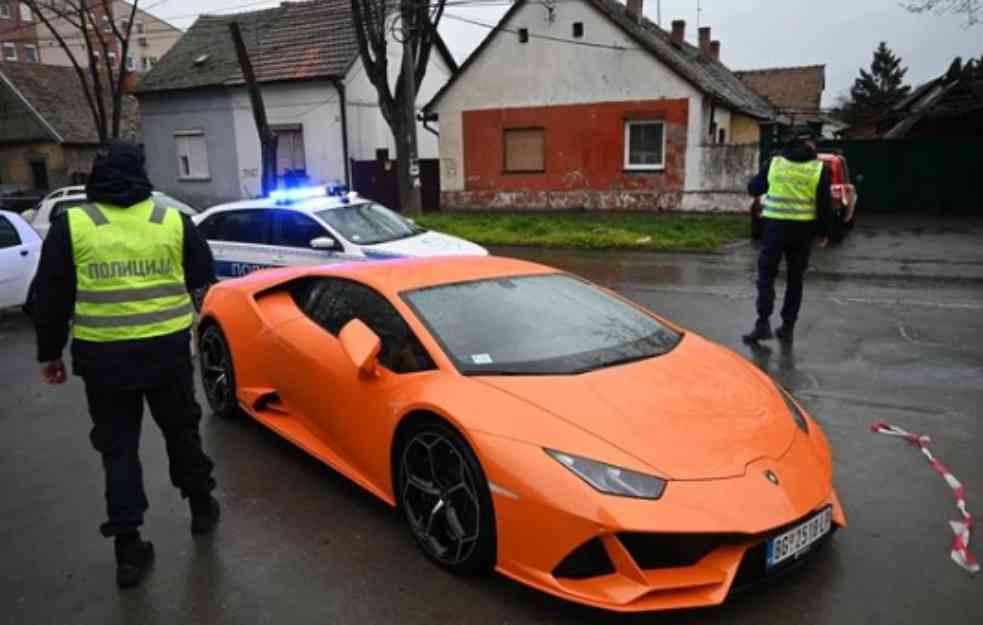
left=419, top=111, right=439, bottom=137
left=332, top=79, right=351, bottom=188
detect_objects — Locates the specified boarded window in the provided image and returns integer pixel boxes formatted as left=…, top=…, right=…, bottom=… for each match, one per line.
left=624, top=120, right=665, bottom=170
left=272, top=125, right=306, bottom=176
left=504, top=128, right=545, bottom=173
left=175, top=130, right=209, bottom=179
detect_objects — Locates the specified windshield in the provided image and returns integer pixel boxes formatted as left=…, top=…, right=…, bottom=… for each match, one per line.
left=316, top=203, right=423, bottom=245
left=403, top=274, right=682, bottom=376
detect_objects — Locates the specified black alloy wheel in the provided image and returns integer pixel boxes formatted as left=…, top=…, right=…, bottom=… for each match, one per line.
left=199, top=323, right=238, bottom=418
left=398, top=422, right=496, bottom=574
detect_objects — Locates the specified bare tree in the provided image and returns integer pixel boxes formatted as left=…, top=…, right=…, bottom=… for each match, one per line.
left=903, top=0, right=981, bottom=26
left=350, top=0, right=445, bottom=213
left=229, top=20, right=278, bottom=197
left=26, top=0, right=140, bottom=141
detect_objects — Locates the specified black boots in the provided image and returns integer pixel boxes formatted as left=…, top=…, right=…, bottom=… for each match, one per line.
left=742, top=319, right=773, bottom=344
left=775, top=324, right=795, bottom=344
left=190, top=494, right=221, bottom=536
left=115, top=533, right=154, bottom=589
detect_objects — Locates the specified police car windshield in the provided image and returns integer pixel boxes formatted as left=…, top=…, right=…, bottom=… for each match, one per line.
left=316, top=202, right=423, bottom=245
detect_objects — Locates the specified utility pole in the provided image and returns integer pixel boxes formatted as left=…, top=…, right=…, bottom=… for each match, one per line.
left=230, top=21, right=278, bottom=197
left=697, top=0, right=702, bottom=28
left=657, top=0, right=661, bottom=25
left=399, top=10, right=423, bottom=214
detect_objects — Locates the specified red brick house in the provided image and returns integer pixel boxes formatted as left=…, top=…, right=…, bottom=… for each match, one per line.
left=424, top=0, right=776, bottom=212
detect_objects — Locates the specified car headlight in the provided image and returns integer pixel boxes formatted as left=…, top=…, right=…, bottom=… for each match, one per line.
left=779, top=387, right=809, bottom=433
left=545, top=449, right=667, bottom=499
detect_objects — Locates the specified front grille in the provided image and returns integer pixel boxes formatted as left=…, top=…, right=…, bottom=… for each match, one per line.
left=553, top=537, right=616, bottom=579
left=617, top=533, right=731, bottom=569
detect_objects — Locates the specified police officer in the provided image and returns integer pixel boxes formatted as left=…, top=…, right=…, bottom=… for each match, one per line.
left=743, top=127, right=833, bottom=344
left=33, top=141, right=220, bottom=589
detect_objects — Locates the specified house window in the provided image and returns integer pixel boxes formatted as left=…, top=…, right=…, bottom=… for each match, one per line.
left=19, top=2, right=31, bottom=21
left=272, top=125, right=306, bottom=178
left=24, top=43, right=37, bottom=63
left=175, top=130, right=209, bottom=179
left=624, top=120, right=665, bottom=170
left=136, top=21, right=144, bottom=34
left=126, top=55, right=134, bottom=70
left=572, top=22, right=584, bottom=38
left=2, top=43, right=16, bottom=61
left=503, top=128, right=545, bottom=173
left=0, top=4, right=10, bottom=19
left=718, top=128, right=727, bottom=144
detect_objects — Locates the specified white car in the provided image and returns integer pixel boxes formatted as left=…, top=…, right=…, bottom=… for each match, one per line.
left=193, top=189, right=487, bottom=279
left=0, top=210, right=42, bottom=310
left=23, top=189, right=198, bottom=239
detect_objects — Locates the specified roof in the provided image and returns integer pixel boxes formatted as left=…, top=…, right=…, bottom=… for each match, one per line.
left=426, top=0, right=775, bottom=120
left=0, top=63, right=139, bottom=144
left=136, top=0, right=458, bottom=94
left=873, top=61, right=983, bottom=138
left=734, top=65, right=826, bottom=114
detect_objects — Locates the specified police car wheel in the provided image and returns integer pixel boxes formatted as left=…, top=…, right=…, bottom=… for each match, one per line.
left=199, top=323, right=238, bottom=418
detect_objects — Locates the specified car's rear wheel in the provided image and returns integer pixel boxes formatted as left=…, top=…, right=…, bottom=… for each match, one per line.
left=397, top=421, right=496, bottom=575
left=198, top=323, right=239, bottom=418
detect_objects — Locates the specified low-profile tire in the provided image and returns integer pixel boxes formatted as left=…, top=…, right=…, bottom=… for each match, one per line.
left=198, top=322, right=239, bottom=419
left=396, top=420, right=496, bottom=575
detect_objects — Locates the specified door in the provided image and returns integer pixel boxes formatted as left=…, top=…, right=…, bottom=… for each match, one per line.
left=0, top=214, right=40, bottom=308
left=266, top=278, right=437, bottom=491
left=198, top=209, right=274, bottom=279
left=30, top=160, right=49, bottom=193
left=270, top=209, right=343, bottom=268
left=36, top=197, right=88, bottom=239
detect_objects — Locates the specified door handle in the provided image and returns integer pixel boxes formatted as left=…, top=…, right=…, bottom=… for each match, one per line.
left=20, top=250, right=28, bottom=257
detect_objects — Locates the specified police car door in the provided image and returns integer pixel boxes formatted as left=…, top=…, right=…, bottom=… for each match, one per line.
left=270, top=209, right=353, bottom=267
left=201, top=209, right=275, bottom=279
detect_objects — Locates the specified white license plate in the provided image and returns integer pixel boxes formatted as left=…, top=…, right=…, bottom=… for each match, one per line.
left=766, top=507, right=832, bottom=569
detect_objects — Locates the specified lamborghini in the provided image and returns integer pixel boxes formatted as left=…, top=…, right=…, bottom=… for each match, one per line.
left=197, top=255, right=845, bottom=612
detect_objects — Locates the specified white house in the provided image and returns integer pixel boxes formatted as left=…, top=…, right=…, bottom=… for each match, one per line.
left=424, top=0, right=776, bottom=212
left=135, top=0, right=456, bottom=209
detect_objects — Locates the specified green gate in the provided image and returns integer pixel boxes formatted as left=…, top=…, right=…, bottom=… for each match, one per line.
left=762, top=134, right=983, bottom=216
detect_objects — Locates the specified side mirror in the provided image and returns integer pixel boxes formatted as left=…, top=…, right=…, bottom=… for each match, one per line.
left=339, top=318, right=381, bottom=377
left=310, top=236, right=338, bottom=250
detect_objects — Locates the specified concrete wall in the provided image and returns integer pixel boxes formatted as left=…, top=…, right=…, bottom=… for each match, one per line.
left=680, top=143, right=759, bottom=212
left=139, top=88, right=241, bottom=209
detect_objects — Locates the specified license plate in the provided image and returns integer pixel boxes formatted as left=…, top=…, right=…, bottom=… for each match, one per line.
left=766, top=507, right=832, bottom=569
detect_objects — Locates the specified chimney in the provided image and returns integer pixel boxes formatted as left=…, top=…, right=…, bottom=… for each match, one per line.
left=710, top=40, right=721, bottom=61
left=626, top=0, right=643, bottom=22
left=698, top=26, right=712, bottom=56
left=671, top=20, right=685, bottom=45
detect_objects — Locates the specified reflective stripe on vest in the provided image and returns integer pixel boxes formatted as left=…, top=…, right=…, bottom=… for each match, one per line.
left=68, top=199, right=192, bottom=342
left=761, top=156, right=823, bottom=222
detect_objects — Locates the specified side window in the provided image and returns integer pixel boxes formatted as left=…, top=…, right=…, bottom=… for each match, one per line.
left=214, top=210, right=271, bottom=245
left=196, top=214, right=222, bottom=240
left=272, top=210, right=330, bottom=248
left=0, top=216, right=21, bottom=249
left=303, top=279, right=434, bottom=374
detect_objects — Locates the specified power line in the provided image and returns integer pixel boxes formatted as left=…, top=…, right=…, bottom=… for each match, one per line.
left=443, top=12, right=640, bottom=51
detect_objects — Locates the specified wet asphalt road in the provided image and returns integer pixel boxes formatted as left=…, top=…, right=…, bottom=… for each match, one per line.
left=1, top=217, right=981, bottom=625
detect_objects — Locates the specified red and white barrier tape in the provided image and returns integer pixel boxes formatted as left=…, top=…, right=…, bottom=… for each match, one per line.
left=870, top=421, right=979, bottom=575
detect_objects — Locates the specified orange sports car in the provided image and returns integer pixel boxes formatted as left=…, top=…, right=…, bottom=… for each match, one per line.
left=197, top=255, right=845, bottom=612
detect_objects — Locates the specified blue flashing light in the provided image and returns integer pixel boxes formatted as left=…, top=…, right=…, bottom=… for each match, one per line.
left=269, top=185, right=328, bottom=204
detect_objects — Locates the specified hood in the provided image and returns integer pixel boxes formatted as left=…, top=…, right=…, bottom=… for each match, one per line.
left=362, top=230, right=488, bottom=258
left=475, top=334, right=796, bottom=480
left=86, top=140, right=153, bottom=207
left=780, top=142, right=819, bottom=163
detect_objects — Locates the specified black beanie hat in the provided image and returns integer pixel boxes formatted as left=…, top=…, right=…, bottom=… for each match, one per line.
left=86, top=140, right=153, bottom=207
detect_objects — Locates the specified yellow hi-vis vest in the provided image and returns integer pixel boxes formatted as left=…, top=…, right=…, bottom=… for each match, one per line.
left=761, top=156, right=824, bottom=221
left=68, top=198, right=192, bottom=342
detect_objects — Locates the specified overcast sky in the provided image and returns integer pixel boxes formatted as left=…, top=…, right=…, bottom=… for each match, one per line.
left=154, top=0, right=981, bottom=107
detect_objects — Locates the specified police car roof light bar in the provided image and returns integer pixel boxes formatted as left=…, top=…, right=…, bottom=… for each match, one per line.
left=269, top=186, right=328, bottom=204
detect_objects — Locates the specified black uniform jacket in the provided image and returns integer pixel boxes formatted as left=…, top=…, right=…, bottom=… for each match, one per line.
left=33, top=208, right=216, bottom=388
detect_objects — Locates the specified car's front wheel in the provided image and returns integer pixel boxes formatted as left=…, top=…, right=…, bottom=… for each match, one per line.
left=397, top=421, right=496, bottom=575
left=198, top=323, right=239, bottom=418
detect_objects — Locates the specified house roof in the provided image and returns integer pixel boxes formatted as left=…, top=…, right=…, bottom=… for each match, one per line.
left=0, top=63, right=138, bottom=144
left=734, top=65, right=826, bottom=114
left=425, top=0, right=776, bottom=120
left=136, top=0, right=458, bottom=95
left=882, top=66, right=983, bottom=138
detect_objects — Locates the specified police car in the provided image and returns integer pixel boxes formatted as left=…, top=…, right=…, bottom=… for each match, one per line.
left=193, top=188, right=487, bottom=279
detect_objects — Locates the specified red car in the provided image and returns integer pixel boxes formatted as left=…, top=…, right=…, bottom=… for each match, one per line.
left=751, top=152, right=860, bottom=242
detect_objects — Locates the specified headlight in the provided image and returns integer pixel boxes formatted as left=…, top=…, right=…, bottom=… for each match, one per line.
left=545, top=450, right=667, bottom=499
left=779, top=387, right=809, bottom=433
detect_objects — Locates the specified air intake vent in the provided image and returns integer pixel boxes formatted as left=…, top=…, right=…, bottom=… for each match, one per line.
left=617, top=533, right=728, bottom=569
left=552, top=537, right=615, bottom=579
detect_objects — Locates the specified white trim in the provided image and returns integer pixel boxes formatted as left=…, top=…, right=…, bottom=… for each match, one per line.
left=623, top=119, right=666, bottom=171
left=488, top=482, right=519, bottom=500
left=0, top=70, right=64, bottom=143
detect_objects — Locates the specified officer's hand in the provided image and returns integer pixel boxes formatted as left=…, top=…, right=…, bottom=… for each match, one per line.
left=41, top=359, right=67, bottom=385
left=816, top=237, right=830, bottom=249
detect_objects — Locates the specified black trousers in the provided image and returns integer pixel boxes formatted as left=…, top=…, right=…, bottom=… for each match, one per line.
left=756, top=219, right=815, bottom=326
left=84, top=372, right=216, bottom=537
